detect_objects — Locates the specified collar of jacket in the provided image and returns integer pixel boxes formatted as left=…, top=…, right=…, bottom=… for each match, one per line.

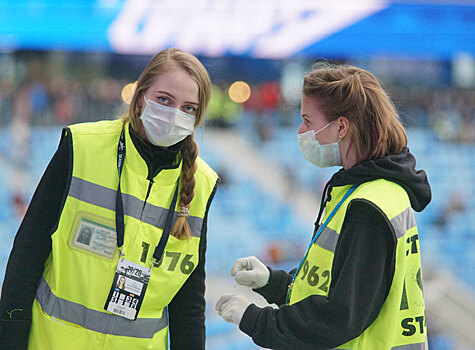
left=326, top=147, right=431, bottom=212
left=124, top=123, right=182, bottom=184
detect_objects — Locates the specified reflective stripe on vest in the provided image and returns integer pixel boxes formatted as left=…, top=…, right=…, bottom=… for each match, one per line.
left=315, top=206, right=416, bottom=253
left=391, top=206, right=416, bottom=239
left=69, top=176, right=204, bottom=237
left=392, top=341, right=428, bottom=350
left=36, top=277, right=167, bottom=338
left=337, top=341, right=428, bottom=350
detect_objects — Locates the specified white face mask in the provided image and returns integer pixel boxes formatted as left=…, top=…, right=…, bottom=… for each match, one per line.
left=297, top=121, right=342, bottom=168
left=140, top=98, right=196, bottom=147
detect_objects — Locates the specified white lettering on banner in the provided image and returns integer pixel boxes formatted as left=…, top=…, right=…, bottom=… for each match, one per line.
left=107, top=0, right=388, bottom=58
left=252, top=1, right=387, bottom=58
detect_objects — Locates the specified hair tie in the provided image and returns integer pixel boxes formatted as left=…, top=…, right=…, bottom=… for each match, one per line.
left=178, top=207, right=190, bottom=217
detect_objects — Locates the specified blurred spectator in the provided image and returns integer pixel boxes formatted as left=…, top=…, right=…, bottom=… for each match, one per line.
left=0, top=53, right=473, bottom=144
left=264, top=240, right=305, bottom=265
left=390, top=84, right=475, bottom=143
left=8, top=79, right=33, bottom=220
left=435, top=192, right=466, bottom=228
left=242, top=81, right=284, bottom=143
left=12, top=193, right=27, bottom=219
left=29, top=81, right=49, bottom=123
left=259, top=81, right=281, bottom=110
left=206, top=83, right=242, bottom=128
left=0, top=81, right=14, bottom=126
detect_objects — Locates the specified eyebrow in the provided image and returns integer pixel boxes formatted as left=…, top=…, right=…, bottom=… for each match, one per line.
left=156, top=90, right=199, bottom=106
left=156, top=90, right=174, bottom=99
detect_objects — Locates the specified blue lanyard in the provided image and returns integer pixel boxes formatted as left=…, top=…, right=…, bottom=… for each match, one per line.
left=286, top=184, right=358, bottom=303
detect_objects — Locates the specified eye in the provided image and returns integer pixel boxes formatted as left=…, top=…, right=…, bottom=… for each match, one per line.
left=183, top=105, right=197, bottom=114
left=157, top=96, right=169, bottom=104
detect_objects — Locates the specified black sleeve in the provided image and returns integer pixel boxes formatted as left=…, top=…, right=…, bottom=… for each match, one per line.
left=239, top=199, right=396, bottom=350
left=168, top=182, right=218, bottom=350
left=253, top=268, right=295, bottom=306
left=0, top=129, right=72, bottom=350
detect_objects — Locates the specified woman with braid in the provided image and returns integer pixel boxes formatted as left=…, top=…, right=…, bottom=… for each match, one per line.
left=0, top=48, right=219, bottom=349
left=216, top=63, right=430, bottom=349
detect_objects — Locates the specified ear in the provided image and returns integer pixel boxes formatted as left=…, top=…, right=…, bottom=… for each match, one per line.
left=337, top=116, right=350, bottom=139
left=137, top=94, right=145, bottom=112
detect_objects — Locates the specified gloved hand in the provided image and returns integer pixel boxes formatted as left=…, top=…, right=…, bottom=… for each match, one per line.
left=231, top=256, right=270, bottom=289
left=215, top=293, right=251, bottom=326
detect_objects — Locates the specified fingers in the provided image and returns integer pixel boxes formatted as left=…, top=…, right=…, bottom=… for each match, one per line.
left=220, top=299, right=237, bottom=323
left=234, top=270, right=255, bottom=286
left=231, top=256, right=260, bottom=276
left=231, top=257, right=249, bottom=276
left=215, top=293, right=249, bottom=325
left=234, top=271, right=250, bottom=286
left=215, top=293, right=235, bottom=313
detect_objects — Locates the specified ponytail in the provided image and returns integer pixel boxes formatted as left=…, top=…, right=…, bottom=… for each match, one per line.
left=303, top=63, right=407, bottom=162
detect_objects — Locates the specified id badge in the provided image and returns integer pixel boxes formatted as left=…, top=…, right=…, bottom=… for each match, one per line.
left=69, top=212, right=116, bottom=259
left=104, top=258, right=151, bottom=320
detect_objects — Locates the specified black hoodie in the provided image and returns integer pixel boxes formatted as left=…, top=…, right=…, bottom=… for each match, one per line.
left=239, top=148, right=431, bottom=350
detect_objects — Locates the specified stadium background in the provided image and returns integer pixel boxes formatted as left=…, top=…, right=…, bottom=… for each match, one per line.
left=1, top=0, right=474, bottom=348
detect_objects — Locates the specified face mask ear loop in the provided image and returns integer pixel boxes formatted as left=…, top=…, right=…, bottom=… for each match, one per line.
left=143, top=97, right=150, bottom=109
left=314, top=120, right=335, bottom=136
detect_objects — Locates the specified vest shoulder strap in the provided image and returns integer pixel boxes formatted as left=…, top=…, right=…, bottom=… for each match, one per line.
left=195, top=156, right=219, bottom=185
left=68, top=119, right=123, bottom=137
left=351, top=179, right=411, bottom=220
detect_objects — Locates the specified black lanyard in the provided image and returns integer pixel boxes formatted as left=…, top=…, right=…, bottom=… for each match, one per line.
left=116, top=128, right=179, bottom=263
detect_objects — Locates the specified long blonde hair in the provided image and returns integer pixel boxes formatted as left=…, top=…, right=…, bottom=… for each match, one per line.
left=303, top=63, right=407, bottom=162
left=124, top=48, right=211, bottom=239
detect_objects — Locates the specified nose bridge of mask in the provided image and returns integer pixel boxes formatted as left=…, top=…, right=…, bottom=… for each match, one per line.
left=298, top=129, right=320, bottom=143
left=145, top=98, right=196, bottom=129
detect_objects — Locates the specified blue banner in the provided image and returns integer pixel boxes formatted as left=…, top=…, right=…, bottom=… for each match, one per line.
left=0, top=0, right=474, bottom=59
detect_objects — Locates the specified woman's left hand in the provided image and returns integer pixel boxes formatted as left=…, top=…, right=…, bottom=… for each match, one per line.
left=215, top=293, right=251, bottom=326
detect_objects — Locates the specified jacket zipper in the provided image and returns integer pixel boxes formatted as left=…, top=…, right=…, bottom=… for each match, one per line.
left=140, top=179, right=154, bottom=218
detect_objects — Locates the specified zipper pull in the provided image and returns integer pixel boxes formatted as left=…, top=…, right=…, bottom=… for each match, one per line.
left=144, top=179, right=154, bottom=201
left=285, top=282, right=294, bottom=304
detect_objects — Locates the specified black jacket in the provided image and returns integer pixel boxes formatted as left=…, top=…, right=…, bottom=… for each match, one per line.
left=239, top=148, right=431, bottom=350
left=0, top=128, right=217, bottom=349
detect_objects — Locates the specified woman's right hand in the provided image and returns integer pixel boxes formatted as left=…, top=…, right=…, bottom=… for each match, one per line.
left=231, top=256, right=270, bottom=289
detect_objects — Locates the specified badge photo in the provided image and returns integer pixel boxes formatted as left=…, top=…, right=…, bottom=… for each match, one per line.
left=68, top=211, right=117, bottom=259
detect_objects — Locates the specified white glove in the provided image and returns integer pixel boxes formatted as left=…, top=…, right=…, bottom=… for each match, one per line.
left=215, top=293, right=251, bottom=326
left=231, top=256, right=270, bottom=289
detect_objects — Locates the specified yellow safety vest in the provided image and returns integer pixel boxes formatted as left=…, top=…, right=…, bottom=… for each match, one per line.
left=28, top=120, right=218, bottom=349
left=289, top=180, right=427, bottom=350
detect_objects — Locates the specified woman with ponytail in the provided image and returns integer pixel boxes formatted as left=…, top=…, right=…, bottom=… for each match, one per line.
left=0, top=48, right=219, bottom=349
left=216, top=63, right=431, bottom=349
